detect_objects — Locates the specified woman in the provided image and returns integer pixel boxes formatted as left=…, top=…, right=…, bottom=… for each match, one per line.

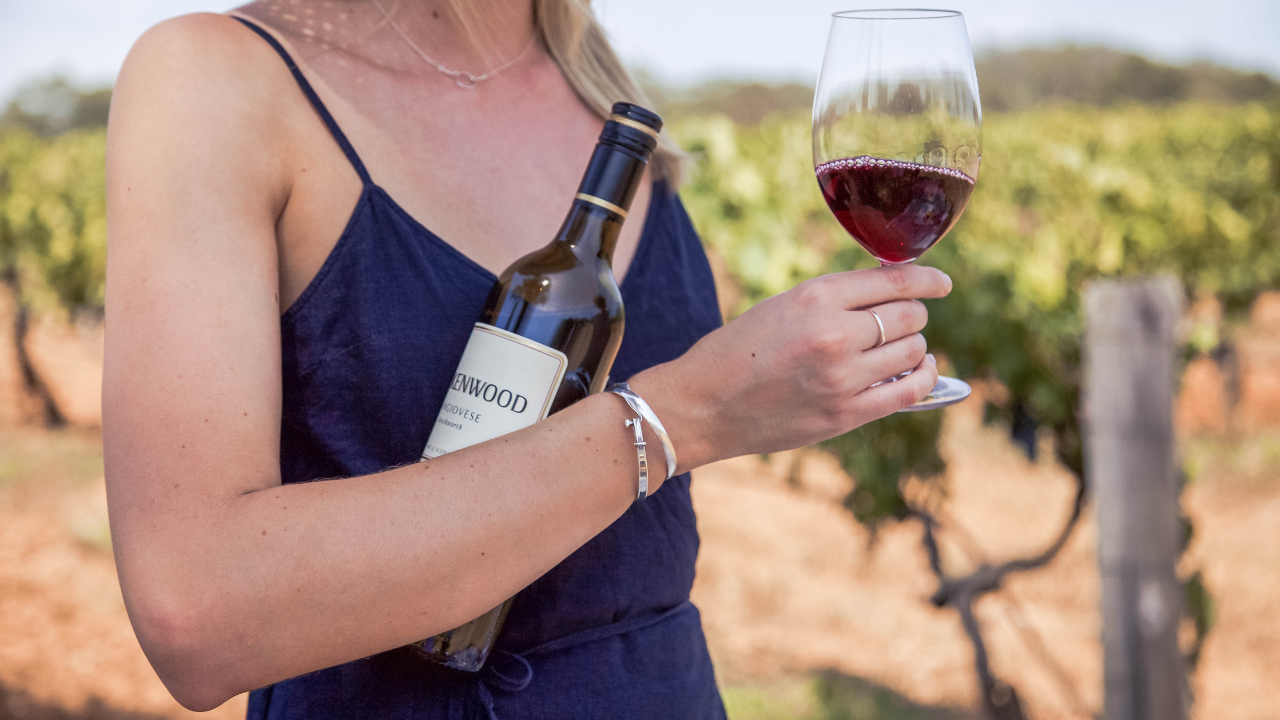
left=103, top=0, right=949, bottom=716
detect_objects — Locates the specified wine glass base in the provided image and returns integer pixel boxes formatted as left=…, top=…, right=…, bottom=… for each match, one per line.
left=899, top=375, right=972, bottom=412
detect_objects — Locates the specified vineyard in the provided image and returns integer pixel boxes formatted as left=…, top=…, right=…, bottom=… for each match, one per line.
left=4, top=102, right=1277, bottom=455
left=674, top=102, right=1279, bottom=516
left=1, top=92, right=1279, bottom=718
left=667, top=102, right=1279, bottom=715
left=0, top=127, right=106, bottom=314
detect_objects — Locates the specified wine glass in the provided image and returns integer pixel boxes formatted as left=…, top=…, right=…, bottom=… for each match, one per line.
left=813, top=9, right=981, bottom=411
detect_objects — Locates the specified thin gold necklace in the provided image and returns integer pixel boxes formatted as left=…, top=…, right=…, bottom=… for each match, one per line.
left=372, top=0, right=537, bottom=90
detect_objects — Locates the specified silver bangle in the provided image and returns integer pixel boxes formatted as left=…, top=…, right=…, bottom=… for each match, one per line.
left=606, top=382, right=677, bottom=485
left=622, top=415, right=649, bottom=501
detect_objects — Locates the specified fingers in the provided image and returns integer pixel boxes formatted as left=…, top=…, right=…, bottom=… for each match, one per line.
left=785, top=266, right=949, bottom=325
left=854, top=353, right=939, bottom=418
left=856, top=332, right=929, bottom=389
left=854, top=300, right=927, bottom=351
left=828, top=264, right=952, bottom=310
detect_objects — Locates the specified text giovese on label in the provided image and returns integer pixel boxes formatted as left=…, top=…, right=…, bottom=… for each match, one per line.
left=421, top=323, right=568, bottom=460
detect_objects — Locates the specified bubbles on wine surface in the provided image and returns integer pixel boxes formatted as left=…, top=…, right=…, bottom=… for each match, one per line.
left=816, top=156, right=975, bottom=264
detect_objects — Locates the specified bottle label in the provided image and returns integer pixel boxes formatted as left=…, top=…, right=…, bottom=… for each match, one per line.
left=422, top=323, right=568, bottom=460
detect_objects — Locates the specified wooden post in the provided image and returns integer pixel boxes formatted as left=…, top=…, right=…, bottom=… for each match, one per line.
left=1084, top=277, right=1189, bottom=720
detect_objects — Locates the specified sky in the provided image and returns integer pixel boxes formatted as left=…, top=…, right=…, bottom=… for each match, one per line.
left=2, top=0, right=1278, bottom=102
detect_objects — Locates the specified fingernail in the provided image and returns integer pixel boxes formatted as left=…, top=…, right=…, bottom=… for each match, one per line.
left=941, top=272, right=953, bottom=292
left=927, top=353, right=937, bottom=366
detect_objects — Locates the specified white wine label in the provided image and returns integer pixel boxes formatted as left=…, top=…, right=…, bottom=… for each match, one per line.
left=422, top=323, right=568, bottom=460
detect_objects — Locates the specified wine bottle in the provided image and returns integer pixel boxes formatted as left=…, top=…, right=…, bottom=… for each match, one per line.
left=410, top=102, right=663, bottom=671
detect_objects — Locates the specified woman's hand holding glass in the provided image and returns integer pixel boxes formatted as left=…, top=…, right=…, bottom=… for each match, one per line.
left=630, top=263, right=951, bottom=472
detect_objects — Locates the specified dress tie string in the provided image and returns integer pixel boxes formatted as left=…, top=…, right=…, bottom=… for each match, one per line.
left=469, top=600, right=694, bottom=719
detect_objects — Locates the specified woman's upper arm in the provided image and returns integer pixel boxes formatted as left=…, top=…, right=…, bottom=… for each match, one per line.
left=104, top=13, right=290, bottom=593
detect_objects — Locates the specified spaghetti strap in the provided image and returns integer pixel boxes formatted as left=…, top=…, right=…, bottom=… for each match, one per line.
left=233, top=16, right=373, bottom=186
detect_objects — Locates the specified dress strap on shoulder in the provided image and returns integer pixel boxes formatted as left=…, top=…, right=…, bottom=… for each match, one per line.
left=232, top=16, right=373, bottom=186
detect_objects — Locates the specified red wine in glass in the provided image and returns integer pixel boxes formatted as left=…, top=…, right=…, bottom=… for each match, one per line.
left=816, top=156, right=975, bottom=265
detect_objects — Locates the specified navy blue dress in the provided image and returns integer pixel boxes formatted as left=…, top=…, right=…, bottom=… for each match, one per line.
left=233, top=18, right=727, bottom=720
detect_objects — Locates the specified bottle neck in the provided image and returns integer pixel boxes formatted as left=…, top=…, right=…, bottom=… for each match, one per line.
left=557, top=140, right=650, bottom=265
left=576, top=143, right=649, bottom=214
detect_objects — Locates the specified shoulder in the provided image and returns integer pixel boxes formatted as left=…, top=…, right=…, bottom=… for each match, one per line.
left=116, top=13, right=281, bottom=102
left=110, top=13, right=299, bottom=156
left=108, top=13, right=296, bottom=213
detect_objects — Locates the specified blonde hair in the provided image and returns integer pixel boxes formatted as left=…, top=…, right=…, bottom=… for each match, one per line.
left=446, top=0, right=683, bottom=185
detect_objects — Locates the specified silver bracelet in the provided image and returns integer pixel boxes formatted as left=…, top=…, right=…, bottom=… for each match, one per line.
left=622, top=414, right=650, bottom=501
left=606, top=382, right=678, bottom=487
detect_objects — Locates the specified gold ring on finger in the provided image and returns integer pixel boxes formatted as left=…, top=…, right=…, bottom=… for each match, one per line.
left=868, top=309, right=887, bottom=348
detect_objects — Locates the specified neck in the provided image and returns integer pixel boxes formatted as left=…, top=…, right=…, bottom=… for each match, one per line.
left=382, top=0, right=536, bottom=74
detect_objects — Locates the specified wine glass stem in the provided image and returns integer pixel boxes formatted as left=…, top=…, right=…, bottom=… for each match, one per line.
left=879, top=258, right=914, bottom=382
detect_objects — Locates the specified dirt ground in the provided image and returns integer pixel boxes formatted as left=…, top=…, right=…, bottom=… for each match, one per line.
left=0, top=428, right=246, bottom=719
left=1, top=301, right=1278, bottom=719
left=1, top=414, right=1277, bottom=719
left=694, top=402, right=1280, bottom=720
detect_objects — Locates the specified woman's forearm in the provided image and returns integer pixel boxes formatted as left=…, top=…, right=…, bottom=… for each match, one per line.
left=119, top=389, right=666, bottom=710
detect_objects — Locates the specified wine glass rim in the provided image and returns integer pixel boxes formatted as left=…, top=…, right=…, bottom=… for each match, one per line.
left=832, top=8, right=963, bottom=20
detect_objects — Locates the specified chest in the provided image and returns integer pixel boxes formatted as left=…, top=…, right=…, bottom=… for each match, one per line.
left=277, top=182, right=722, bottom=482
left=269, top=58, right=650, bottom=313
